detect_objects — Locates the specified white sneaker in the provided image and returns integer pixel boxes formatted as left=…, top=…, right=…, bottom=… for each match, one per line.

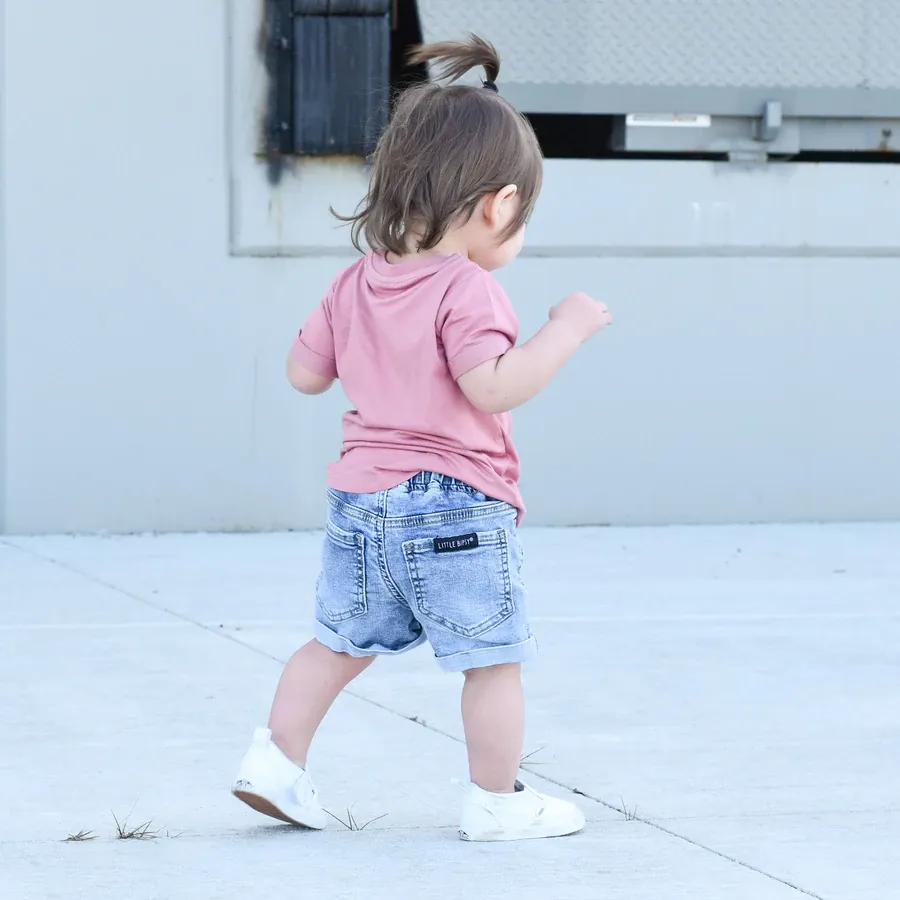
left=231, top=728, right=327, bottom=829
left=459, top=780, right=585, bottom=842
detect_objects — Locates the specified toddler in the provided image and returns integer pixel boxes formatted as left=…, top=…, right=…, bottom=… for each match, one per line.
left=232, top=35, right=613, bottom=842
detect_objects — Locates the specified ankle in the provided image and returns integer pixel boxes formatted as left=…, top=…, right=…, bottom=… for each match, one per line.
left=268, top=730, right=308, bottom=770
left=473, top=781, right=517, bottom=794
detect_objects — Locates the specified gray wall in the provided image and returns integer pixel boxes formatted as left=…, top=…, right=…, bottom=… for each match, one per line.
left=0, top=0, right=6, bottom=531
left=1, top=0, right=899, bottom=533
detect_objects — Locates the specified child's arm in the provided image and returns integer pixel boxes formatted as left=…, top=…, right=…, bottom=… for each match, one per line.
left=287, top=292, right=338, bottom=395
left=286, top=350, right=334, bottom=395
left=457, top=292, right=612, bottom=414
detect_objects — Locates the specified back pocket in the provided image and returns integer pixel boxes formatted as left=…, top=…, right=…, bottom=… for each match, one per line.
left=402, top=529, right=513, bottom=638
left=317, top=521, right=367, bottom=623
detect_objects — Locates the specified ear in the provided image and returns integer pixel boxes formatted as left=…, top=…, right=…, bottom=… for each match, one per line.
left=483, top=184, right=519, bottom=228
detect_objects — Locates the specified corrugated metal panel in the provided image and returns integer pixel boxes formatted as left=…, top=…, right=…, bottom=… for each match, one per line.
left=417, top=0, right=900, bottom=115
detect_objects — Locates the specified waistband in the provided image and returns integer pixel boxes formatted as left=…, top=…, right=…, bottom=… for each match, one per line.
left=403, top=471, right=477, bottom=493
left=327, top=472, right=512, bottom=528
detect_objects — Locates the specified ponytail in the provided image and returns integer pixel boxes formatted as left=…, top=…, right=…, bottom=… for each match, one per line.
left=407, top=34, right=500, bottom=88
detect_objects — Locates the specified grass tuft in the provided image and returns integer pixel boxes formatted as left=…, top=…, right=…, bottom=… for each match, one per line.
left=520, top=744, right=549, bottom=766
left=620, top=797, right=639, bottom=821
left=112, top=810, right=159, bottom=841
left=325, top=805, right=388, bottom=832
left=62, top=829, right=97, bottom=843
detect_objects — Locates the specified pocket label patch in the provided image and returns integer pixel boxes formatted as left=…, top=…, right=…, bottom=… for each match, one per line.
left=433, top=533, right=479, bottom=554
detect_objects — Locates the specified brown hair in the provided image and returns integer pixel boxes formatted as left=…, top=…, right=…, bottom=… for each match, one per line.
left=335, top=34, right=543, bottom=255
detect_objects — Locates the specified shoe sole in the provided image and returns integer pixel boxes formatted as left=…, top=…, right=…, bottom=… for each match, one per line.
left=232, top=788, right=324, bottom=829
left=459, top=823, right=585, bottom=842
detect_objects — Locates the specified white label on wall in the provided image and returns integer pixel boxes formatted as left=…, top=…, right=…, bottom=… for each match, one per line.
left=626, top=113, right=712, bottom=128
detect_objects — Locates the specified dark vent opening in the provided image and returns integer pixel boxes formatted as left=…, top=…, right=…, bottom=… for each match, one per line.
left=526, top=114, right=617, bottom=159
left=390, top=0, right=428, bottom=104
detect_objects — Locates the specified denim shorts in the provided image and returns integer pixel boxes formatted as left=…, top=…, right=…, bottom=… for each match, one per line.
left=313, top=472, right=536, bottom=672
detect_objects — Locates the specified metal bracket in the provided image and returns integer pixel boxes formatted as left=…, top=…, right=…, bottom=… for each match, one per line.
left=753, top=100, right=783, bottom=143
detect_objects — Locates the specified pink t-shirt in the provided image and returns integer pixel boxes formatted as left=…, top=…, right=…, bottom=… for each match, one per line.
left=290, top=251, right=524, bottom=521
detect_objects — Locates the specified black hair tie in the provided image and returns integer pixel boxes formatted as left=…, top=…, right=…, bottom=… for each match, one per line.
left=482, top=81, right=498, bottom=93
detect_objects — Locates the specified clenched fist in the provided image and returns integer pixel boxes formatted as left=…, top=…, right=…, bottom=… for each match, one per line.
left=549, top=292, right=613, bottom=342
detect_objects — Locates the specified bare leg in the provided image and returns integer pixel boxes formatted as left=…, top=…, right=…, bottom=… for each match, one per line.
left=461, top=663, right=524, bottom=793
left=268, top=639, right=374, bottom=768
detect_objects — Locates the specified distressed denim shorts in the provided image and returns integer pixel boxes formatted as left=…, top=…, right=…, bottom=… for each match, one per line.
left=313, top=472, right=536, bottom=672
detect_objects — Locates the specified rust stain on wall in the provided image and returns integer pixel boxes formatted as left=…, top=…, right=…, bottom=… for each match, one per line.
left=256, top=0, right=293, bottom=185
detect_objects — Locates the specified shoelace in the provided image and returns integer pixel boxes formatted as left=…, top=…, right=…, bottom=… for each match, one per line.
left=293, top=774, right=318, bottom=803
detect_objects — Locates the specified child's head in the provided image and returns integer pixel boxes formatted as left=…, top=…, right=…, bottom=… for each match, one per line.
left=340, top=35, right=543, bottom=271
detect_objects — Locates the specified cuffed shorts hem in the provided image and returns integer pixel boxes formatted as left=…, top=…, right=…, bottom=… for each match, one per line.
left=314, top=620, right=428, bottom=659
left=435, top=635, right=538, bottom=673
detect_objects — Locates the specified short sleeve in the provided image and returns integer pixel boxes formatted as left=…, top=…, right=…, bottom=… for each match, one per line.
left=439, top=271, right=519, bottom=380
left=289, top=291, right=338, bottom=379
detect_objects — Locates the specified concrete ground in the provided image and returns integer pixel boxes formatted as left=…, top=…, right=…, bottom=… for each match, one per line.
left=1, top=524, right=897, bottom=900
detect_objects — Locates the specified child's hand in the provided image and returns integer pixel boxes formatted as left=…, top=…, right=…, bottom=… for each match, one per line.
left=549, top=292, right=613, bottom=342
left=461, top=291, right=613, bottom=413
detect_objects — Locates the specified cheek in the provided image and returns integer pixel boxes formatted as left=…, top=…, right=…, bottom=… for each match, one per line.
left=482, top=227, right=526, bottom=270
left=505, top=228, right=525, bottom=259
